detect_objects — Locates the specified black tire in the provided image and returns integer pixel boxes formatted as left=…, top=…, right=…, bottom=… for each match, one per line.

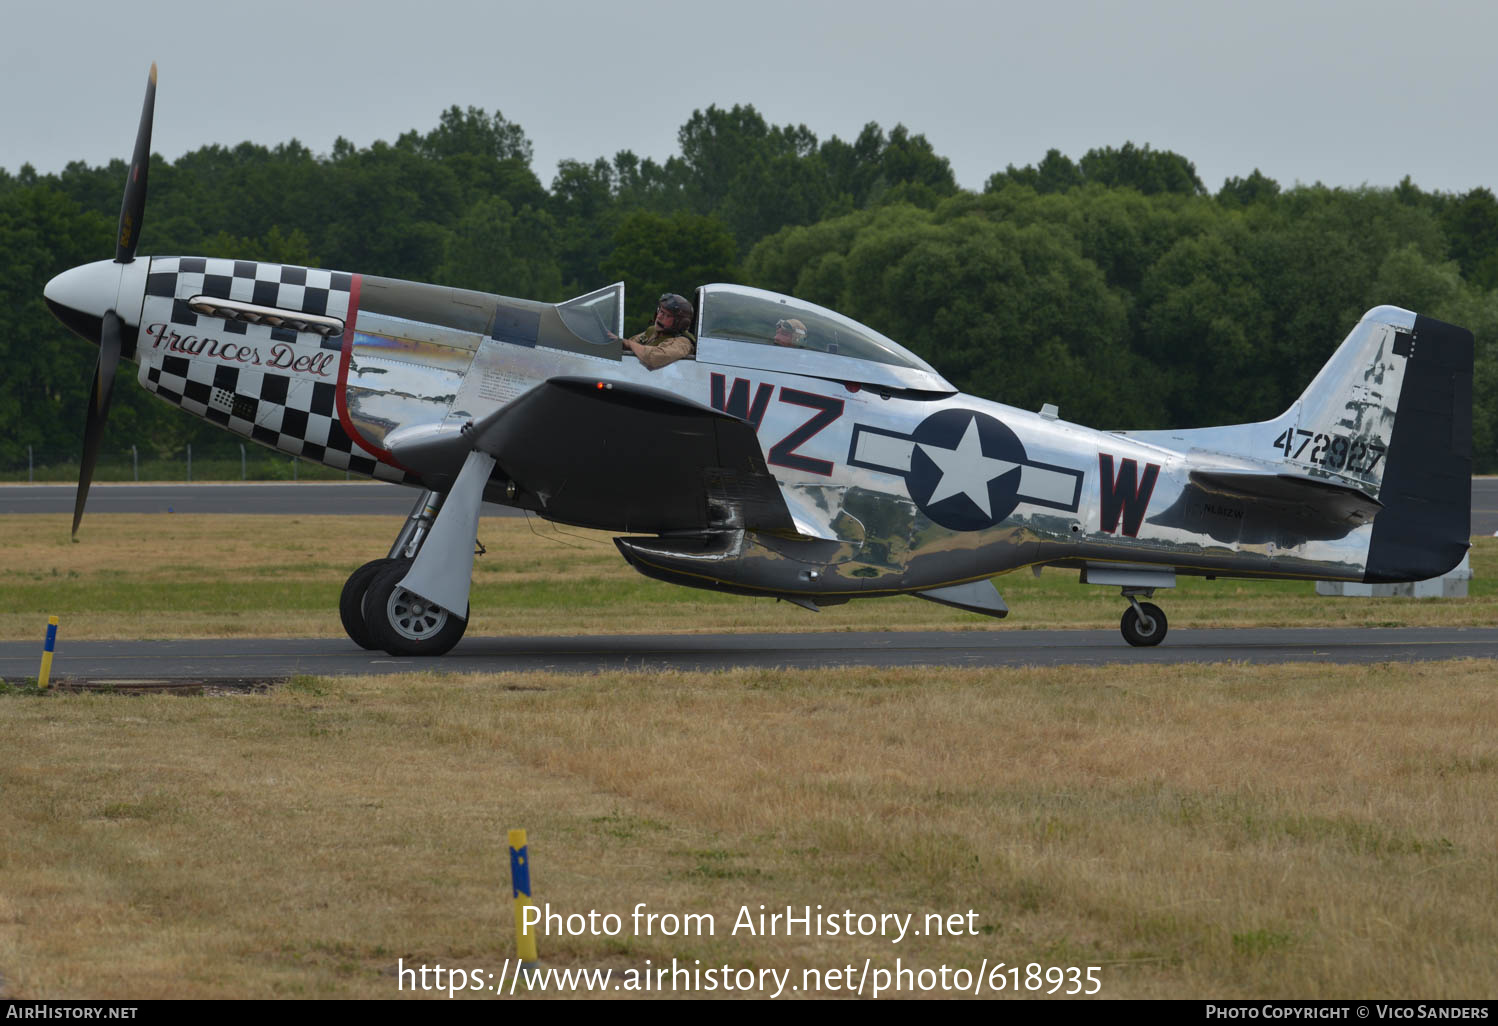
left=363, top=558, right=468, bottom=657
left=1120, top=601, right=1167, bottom=647
left=339, top=558, right=397, bottom=650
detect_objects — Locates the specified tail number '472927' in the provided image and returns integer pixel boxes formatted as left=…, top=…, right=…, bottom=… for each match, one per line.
left=1271, top=429, right=1386, bottom=473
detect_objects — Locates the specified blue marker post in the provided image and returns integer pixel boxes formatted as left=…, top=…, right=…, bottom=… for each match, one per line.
left=38, top=616, right=58, bottom=689
left=509, top=829, right=540, bottom=980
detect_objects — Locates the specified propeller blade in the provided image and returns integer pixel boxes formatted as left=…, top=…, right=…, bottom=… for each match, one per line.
left=115, top=63, right=157, bottom=263
left=73, top=310, right=122, bottom=539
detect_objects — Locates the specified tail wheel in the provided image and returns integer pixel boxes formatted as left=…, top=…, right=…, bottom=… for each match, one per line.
left=1121, top=601, right=1167, bottom=647
left=339, top=558, right=397, bottom=650
left=362, top=558, right=468, bottom=657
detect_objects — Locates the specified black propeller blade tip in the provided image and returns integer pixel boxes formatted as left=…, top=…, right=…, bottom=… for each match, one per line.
left=115, top=63, right=157, bottom=264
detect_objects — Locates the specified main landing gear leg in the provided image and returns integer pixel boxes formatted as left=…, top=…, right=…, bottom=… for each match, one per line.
left=338, top=489, right=444, bottom=650
left=362, top=451, right=495, bottom=657
left=1119, top=588, right=1168, bottom=647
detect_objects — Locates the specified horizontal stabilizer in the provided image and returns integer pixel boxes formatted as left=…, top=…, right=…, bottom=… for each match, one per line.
left=1189, top=469, right=1382, bottom=524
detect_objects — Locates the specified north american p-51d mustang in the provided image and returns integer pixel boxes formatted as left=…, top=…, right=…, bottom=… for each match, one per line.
left=45, top=68, right=1474, bottom=655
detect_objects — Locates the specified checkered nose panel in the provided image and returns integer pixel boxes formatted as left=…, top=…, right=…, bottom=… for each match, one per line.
left=137, top=257, right=414, bottom=485
left=145, top=256, right=354, bottom=327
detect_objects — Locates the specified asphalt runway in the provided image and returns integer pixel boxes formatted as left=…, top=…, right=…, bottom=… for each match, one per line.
left=3, top=479, right=1496, bottom=533
left=3, top=627, right=1496, bottom=682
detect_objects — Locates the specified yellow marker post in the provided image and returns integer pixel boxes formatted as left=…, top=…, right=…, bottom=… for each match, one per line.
left=508, top=829, right=540, bottom=976
left=38, top=616, right=59, bottom=689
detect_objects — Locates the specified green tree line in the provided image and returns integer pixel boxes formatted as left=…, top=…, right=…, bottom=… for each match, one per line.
left=2, top=105, right=1495, bottom=471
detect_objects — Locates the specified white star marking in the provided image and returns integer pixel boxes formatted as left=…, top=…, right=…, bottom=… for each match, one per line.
left=918, top=417, right=1019, bottom=517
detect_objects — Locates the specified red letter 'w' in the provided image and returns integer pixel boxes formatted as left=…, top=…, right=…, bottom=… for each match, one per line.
left=1098, top=454, right=1160, bottom=536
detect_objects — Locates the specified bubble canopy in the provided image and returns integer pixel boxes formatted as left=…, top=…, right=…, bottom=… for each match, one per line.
left=694, top=284, right=953, bottom=394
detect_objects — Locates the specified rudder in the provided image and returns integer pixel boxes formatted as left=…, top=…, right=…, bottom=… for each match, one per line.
left=1363, top=313, right=1473, bottom=581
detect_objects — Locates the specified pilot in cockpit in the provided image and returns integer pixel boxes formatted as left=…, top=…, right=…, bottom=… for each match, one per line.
left=772, top=317, right=807, bottom=349
left=609, top=293, right=697, bottom=370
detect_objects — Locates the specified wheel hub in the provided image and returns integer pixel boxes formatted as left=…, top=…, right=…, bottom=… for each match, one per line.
left=386, top=587, right=448, bottom=641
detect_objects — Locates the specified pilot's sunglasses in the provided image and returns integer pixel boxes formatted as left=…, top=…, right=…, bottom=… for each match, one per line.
left=776, top=319, right=802, bottom=334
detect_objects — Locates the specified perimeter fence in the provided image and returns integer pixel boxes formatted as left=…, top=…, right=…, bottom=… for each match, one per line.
left=1, top=445, right=352, bottom=483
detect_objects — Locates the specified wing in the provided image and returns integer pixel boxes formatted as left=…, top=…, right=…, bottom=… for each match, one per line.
left=384, top=376, right=796, bottom=534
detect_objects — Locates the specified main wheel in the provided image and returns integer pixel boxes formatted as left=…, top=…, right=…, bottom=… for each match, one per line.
left=339, top=558, right=397, bottom=650
left=362, top=558, right=468, bottom=657
left=1120, top=601, right=1167, bottom=647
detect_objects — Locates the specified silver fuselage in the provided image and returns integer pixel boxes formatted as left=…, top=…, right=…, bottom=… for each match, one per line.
left=46, top=256, right=1405, bottom=604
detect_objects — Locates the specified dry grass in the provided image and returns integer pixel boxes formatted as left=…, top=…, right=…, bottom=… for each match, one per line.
left=2, top=515, right=1495, bottom=641
left=1, top=662, right=1496, bottom=999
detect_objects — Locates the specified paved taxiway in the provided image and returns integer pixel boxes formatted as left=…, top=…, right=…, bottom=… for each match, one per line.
left=3, top=480, right=1496, bottom=533
left=0, top=482, right=520, bottom=517
left=3, top=483, right=1490, bottom=680
left=2, top=628, right=1495, bottom=681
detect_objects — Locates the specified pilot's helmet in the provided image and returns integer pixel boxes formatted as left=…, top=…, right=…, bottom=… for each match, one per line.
left=658, top=293, right=694, bottom=330
left=776, top=317, right=807, bottom=344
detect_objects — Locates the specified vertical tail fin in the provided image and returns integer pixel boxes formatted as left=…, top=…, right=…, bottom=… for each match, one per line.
left=1287, top=305, right=1472, bottom=580
left=1121, top=306, right=1472, bottom=581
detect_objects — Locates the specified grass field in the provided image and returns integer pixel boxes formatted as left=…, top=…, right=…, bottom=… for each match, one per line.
left=1, top=515, right=1495, bottom=1000
left=1, top=515, right=1495, bottom=641
left=1, top=662, right=1495, bottom=999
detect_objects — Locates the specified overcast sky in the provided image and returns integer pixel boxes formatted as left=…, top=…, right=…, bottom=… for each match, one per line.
left=5, top=0, right=1496, bottom=196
